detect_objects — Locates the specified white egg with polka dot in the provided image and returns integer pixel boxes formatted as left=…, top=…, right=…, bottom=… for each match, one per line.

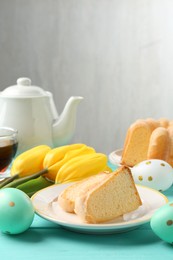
left=131, top=159, right=173, bottom=191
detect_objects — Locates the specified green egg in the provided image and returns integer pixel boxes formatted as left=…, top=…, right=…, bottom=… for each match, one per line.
left=0, top=188, right=35, bottom=234
left=150, top=201, right=173, bottom=244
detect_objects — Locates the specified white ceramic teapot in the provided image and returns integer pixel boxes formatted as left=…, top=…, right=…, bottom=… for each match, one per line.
left=0, top=77, right=83, bottom=154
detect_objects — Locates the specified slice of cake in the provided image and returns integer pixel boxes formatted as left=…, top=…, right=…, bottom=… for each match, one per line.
left=58, top=166, right=142, bottom=224
left=74, top=166, right=142, bottom=223
left=58, top=172, right=109, bottom=213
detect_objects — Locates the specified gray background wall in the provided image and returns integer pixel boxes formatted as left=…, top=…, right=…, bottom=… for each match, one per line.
left=0, top=0, right=173, bottom=154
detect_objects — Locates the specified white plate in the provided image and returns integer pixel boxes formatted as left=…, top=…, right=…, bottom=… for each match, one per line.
left=109, top=149, right=123, bottom=166
left=31, top=183, right=168, bottom=234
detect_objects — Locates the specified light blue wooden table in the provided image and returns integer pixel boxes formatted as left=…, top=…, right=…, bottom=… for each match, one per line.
left=0, top=163, right=173, bottom=260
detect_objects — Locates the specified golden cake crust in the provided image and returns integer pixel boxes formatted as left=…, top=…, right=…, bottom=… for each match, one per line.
left=121, top=120, right=152, bottom=167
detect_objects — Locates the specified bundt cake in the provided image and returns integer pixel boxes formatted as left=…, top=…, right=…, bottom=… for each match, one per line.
left=121, top=118, right=173, bottom=167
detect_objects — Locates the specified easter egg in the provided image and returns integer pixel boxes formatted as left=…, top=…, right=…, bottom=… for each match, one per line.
left=131, top=159, right=173, bottom=191
left=151, top=201, right=173, bottom=244
left=0, top=188, right=35, bottom=234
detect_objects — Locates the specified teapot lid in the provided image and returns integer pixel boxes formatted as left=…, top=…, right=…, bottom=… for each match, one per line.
left=0, top=78, right=48, bottom=98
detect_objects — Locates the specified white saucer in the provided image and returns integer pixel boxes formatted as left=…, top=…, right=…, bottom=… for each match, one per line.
left=31, top=183, right=168, bottom=234
left=109, top=149, right=123, bottom=166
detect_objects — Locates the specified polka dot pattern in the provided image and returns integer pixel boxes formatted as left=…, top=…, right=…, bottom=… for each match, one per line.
left=166, top=220, right=173, bottom=226
left=148, top=176, right=153, bottom=181
left=9, top=201, right=15, bottom=207
left=146, top=161, right=151, bottom=165
left=132, top=159, right=173, bottom=191
left=138, top=176, right=143, bottom=181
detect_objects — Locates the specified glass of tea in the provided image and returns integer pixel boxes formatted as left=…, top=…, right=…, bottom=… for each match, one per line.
left=0, top=127, right=18, bottom=174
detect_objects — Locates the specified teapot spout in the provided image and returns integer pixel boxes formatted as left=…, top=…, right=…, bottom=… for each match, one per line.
left=52, top=96, right=83, bottom=147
